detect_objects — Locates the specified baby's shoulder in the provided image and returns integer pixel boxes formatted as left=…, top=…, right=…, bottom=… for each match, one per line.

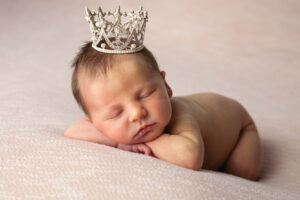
left=167, top=96, right=202, bottom=134
left=171, top=92, right=227, bottom=112
left=176, top=92, right=248, bottom=127
left=178, top=92, right=243, bottom=111
left=168, top=92, right=246, bottom=131
left=183, top=92, right=234, bottom=103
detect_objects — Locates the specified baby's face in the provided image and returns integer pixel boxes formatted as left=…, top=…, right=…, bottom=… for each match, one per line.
left=80, top=54, right=172, bottom=144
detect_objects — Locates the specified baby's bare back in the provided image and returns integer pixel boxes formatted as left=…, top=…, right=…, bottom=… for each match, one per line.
left=167, top=93, right=253, bottom=170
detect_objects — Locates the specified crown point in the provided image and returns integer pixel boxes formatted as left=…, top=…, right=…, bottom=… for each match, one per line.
left=85, top=7, right=90, bottom=14
left=98, top=6, right=104, bottom=16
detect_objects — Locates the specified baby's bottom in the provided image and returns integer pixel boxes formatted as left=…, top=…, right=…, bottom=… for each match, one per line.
left=221, top=120, right=263, bottom=181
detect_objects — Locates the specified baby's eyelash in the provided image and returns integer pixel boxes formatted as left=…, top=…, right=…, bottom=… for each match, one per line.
left=140, top=89, right=156, bottom=98
left=107, top=110, right=123, bottom=119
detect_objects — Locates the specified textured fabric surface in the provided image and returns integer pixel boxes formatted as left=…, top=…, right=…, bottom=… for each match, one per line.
left=1, top=0, right=300, bottom=199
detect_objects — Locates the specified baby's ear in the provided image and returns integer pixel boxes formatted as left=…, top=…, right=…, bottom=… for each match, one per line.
left=166, top=83, right=173, bottom=98
left=160, top=71, right=173, bottom=98
left=160, top=71, right=166, bottom=79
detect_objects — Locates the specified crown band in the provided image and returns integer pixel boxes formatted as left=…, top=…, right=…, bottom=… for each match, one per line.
left=85, top=6, right=148, bottom=54
left=92, top=44, right=145, bottom=54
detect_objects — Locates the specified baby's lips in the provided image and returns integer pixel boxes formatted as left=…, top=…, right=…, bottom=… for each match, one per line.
left=136, top=123, right=157, bottom=137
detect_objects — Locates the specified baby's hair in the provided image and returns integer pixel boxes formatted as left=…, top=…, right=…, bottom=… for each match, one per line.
left=71, top=41, right=161, bottom=115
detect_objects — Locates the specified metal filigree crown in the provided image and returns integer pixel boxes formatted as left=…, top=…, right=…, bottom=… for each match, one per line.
left=85, top=6, right=148, bottom=54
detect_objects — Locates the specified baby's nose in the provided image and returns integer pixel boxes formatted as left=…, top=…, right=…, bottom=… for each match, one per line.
left=128, top=103, right=147, bottom=122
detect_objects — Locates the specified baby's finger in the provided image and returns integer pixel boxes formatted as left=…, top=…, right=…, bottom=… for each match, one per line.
left=143, top=146, right=152, bottom=156
left=132, top=145, right=139, bottom=152
left=135, top=145, right=145, bottom=154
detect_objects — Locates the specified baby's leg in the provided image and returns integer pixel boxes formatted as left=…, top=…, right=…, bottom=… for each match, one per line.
left=223, top=117, right=263, bottom=181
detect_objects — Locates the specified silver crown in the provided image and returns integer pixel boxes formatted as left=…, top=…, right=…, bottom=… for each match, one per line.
left=85, top=6, right=148, bottom=54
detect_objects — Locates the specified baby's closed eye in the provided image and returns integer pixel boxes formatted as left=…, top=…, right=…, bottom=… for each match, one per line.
left=140, top=88, right=156, bottom=99
left=106, top=109, right=123, bottom=119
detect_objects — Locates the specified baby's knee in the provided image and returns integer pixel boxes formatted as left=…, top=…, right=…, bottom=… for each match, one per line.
left=225, top=152, right=262, bottom=181
left=244, top=139, right=263, bottom=180
left=243, top=160, right=262, bottom=181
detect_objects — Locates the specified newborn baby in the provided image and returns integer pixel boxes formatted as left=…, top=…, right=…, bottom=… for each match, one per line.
left=65, top=42, right=263, bottom=181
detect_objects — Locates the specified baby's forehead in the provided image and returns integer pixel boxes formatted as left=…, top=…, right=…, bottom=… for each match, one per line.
left=112, top=53, right=152, bottom=69
left=81, top=53, right=157, bottom=79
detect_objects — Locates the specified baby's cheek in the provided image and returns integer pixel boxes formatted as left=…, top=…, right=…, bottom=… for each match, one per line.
left=155, top=98, right=172, bottom=123
left=107, top=121, right=130, bottom=143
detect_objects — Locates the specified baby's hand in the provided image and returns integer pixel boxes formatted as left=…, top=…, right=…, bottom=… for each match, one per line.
left=117, top=143, right=152, bottom=156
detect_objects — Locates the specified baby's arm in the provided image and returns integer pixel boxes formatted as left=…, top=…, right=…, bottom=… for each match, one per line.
left=146, top=131, right=204, bottom=170
left=64, top=118, right=118, bottom=147
left=64, top=118, right=152, bottom=155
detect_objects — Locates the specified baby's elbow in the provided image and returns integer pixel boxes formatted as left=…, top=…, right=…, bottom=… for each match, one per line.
left=185, top=152, right=204, bottom=171
left=182, top=143, right=204, bottom=171
left=64, top=128, right=71, bottom=138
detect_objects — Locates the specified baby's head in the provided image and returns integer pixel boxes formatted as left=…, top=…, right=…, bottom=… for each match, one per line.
left=71, top=42, right=173, bottom=144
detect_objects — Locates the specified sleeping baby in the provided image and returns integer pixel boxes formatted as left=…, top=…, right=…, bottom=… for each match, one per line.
left=64, top=6, right=263, bottom=181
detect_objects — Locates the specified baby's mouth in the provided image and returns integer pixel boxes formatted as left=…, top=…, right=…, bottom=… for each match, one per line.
left=135, top=123, right=156, bottom=138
